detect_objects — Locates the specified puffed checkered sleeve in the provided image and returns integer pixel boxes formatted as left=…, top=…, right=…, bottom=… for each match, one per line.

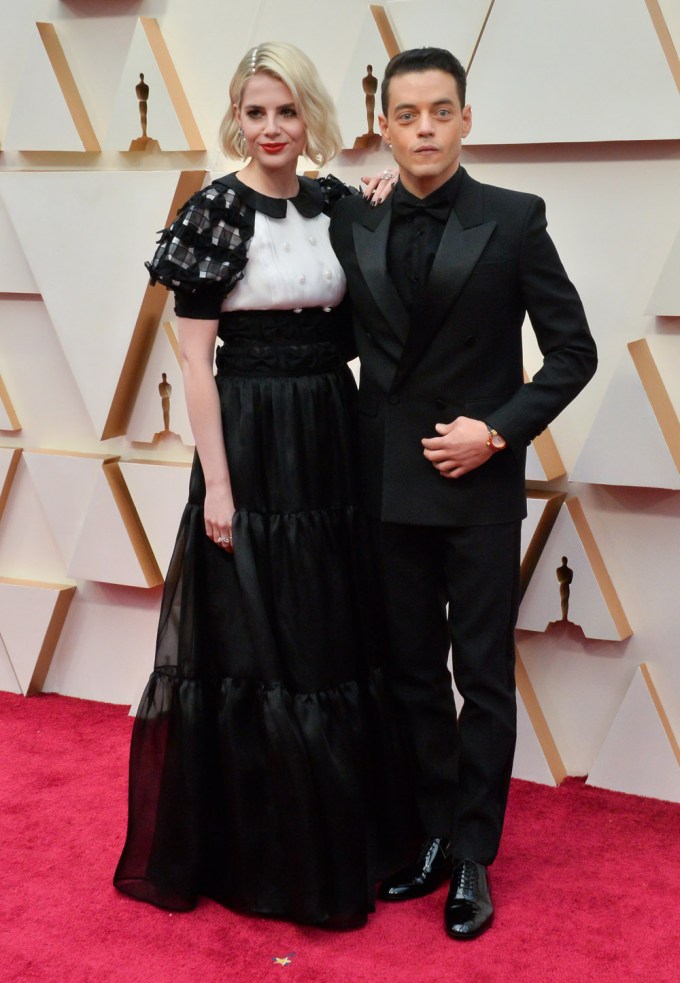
left=145, top=181, right=253, bottom=319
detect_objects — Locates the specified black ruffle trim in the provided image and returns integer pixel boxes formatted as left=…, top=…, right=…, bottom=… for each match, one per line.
left=318, top=174, right=358, bottom=214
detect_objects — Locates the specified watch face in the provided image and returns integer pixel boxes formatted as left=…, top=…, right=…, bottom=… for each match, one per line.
left=490, top=433, right=506, bottom=449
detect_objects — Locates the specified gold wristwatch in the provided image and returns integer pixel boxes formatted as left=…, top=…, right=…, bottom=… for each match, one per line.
left=485, top=425, right=507, bottom=451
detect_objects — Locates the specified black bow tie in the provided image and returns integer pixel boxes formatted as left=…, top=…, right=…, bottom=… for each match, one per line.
left=392, top=195, right=451, bottom=222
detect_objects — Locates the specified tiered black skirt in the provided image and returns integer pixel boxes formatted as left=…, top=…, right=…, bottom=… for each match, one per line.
left=114, top=308, right=414, bottom=927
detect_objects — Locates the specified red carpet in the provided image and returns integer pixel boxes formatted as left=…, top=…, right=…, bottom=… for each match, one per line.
left=1, top=691, right=678, bottom=983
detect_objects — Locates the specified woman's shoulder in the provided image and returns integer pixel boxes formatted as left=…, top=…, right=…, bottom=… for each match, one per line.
left=173, top=173, right=249, bottom=229
left=313, top=173, right=358, bottom=214
left=145, top=173, right=253, bottom=295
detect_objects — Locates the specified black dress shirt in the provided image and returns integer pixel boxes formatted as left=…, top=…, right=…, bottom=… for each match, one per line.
left=387, top=168, right=463, bottom=315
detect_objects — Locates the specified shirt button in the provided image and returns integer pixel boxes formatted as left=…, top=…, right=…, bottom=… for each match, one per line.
left=323, top=270, right=333, bottom=279
left=308, top=236, right=317, bottom=245
left=282, top=241, right=290, bottom=251
left=299, top=274, right=306, bottom=283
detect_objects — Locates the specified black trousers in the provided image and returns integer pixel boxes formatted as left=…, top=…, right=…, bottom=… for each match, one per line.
left=373, top=518, right=522, bottom=866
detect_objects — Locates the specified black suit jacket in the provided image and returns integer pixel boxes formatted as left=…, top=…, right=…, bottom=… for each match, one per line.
left=330, top=168, right=597, bottom=526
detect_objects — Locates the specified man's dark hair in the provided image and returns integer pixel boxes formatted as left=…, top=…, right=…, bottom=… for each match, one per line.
left=381, top=47, right=467, bottom=114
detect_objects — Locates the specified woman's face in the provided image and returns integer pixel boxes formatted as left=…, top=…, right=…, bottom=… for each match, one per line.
left=235, top=74, right=307, bottom=173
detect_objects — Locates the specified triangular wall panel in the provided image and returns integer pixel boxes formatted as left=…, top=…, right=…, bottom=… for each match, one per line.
left=0, top=578, right=76, bottom=695
left=646, top=231, right=680, bottom=316
left=23, top=452, right=109, bottom=570
left=468, top=0, right=680, bottom=143
left=525, top=428, right=565, bottom=482
left=119, top=459, right=191, bottom=576
left=126, top=318, right=193, bottom=447
left=0, top=448, right=21, bottom=523
left=103, top=17, right=204, bottom=151
left=0, top=170, right=196, bottom=438
left=334, top=8, right=393, bottom=149
left=2, top=22, right=99, bottom=151
left=0, top=297, right=99, bottom=447
left=587, top=665, right=680, bottom=802
left=0, top=193, right=39, bottom=293
left=571, top=349, right=680, bottom=489
left=512, top=687, right=560, bottom=785
left=628, top=336, right=680, bottom=471
left=387, top=0, right=493, bottom=69
left=513, top=652, right=566, bottom=786
left=518, top=499, right=632, bottom=641
left=67, top=461, right=162, bottom=588
left=521, top=490, right=566, bottom=595
left=0, top=632, right=21, bottom=695
left=0, top=377, right=21, bottom=431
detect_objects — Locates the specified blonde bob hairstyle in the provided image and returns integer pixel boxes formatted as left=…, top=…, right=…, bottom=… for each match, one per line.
left=220, top=42, right=343, bottom=167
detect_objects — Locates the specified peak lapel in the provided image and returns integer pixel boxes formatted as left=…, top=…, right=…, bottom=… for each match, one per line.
left=352, top=205, right=410, bottom=360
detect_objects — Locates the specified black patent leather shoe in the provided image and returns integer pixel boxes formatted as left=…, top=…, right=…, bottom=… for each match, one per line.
left=444, top=859, right=494, bottom=939
left=378, top=837, right=451, bottom=902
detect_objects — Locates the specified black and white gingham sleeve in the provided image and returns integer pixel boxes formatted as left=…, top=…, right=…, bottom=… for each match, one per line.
left=145, top=182, right=253, bottom=319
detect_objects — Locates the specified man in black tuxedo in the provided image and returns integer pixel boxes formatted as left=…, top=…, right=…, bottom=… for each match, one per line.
left=330, top=47, right=597, bottom=939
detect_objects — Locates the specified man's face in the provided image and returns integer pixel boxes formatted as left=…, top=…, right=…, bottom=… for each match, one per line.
left=379, top=69, right=472, bottom=197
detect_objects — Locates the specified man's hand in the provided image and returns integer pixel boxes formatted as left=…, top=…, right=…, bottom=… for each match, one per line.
left=421, top=417, right=493, bottom=478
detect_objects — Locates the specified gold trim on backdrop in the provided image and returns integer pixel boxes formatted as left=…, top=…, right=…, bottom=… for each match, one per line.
left=28, top=584, right=76, bottom=695
left=467, top=0, right=497, bottom=74
left=370, top=6, right=401, bottom=59
left=644, top=0, right=680, bottom=92
left=0, top=377, right=21, bottom=431
left=102, top=170, right=207, bottom=440
left=140, top=17, right=206, bottom=151
left=641, top=663, right=680, bottom=766
left=515, top=648, right=568, bottom=785
left=521, top=490, right=566, bottom=597
left=0, top=578, right=76, bottom=696
left=566, top=498, right=633, bottom=640
left=36, top=22, right=101, bottom=152
left=162, top=320, right=182, bottom=366
left=523, top=369, right=565, bottom=479
left=532, top=429, right=565, bottom=480
left=102, top=459, right=163, bottom=588
left=628, top=338, right=680, bottom=471
left=0, top=448, right=22, bottom=520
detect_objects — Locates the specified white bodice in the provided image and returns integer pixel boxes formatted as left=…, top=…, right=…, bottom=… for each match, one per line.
left=222, top=207, right=346, bottom=313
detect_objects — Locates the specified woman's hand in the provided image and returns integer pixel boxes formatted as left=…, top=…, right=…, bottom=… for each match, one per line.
left=177, top=317, right=236, bottom=555
left=204, top=484, right=235, bottom=553
left=361, top=167, right=398, bottom=205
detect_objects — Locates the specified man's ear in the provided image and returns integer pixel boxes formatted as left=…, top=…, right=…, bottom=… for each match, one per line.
left=378, top=114, right=390, bottom=144
left=462, top=104, right=472, bottom=139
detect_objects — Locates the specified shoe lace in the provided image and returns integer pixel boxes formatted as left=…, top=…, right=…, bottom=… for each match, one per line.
left=456, top=860, right=478, bottom=894
left=419, top=838, right=448, bottom=873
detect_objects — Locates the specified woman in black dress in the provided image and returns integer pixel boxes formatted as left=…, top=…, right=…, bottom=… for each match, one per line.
left=114, top=42, right=411, bottom=929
